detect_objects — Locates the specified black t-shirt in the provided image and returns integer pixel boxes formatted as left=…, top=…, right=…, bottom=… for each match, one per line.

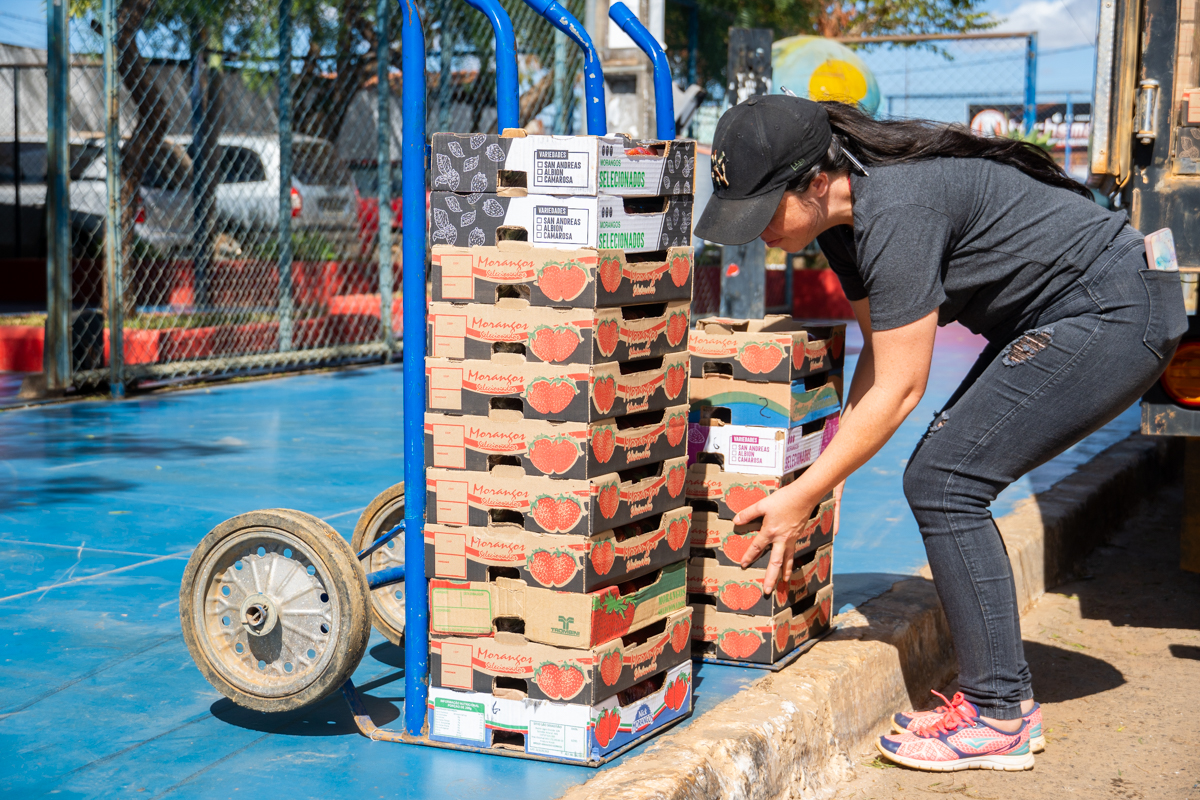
left=816, top=158, right=1128, bottom=341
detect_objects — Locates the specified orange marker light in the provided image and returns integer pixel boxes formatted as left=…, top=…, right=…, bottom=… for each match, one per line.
left=1161, top=341, right=1200, bottom=408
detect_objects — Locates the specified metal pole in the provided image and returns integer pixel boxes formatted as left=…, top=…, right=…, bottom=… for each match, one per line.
left=436, top=0, right=452, bottom=132
left=1024, top=33, right=1038, bottom=135
left=377, top=0, right=394, bottom=360
left=1064, top=92, right=1073, bottom=179
left=462, top=0, right=520, bottom=132
left=102, top=0, right=124, bottom=397
left=278, top=0, right=294, bottom=353
left=399, top=0, right=428, bottom=738
left=14, top=67, right=21, bottom=258
left=44, top=0, right=71, bottom=391
left=608, top=1, right=675, bottom=140
left=522, top=0, right=606, bottom=134
left=553, top=31, right=568, bottom=134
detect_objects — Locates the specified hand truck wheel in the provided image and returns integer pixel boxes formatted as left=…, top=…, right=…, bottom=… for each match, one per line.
left=350, top=483, right=406, bottom=645
left=179, top=508, right=371, bottom=713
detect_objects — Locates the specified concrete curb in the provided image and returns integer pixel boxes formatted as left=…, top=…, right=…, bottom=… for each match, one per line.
left=559, top=433, right=1181, bottom=800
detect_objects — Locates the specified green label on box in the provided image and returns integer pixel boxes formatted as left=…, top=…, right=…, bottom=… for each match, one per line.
left=431, top=586, right=493, bottom=634
left=433, top=696, right=486, bottom=742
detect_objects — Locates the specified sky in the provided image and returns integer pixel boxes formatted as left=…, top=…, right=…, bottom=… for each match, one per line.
left=1, top=0, right=1100, bottom=100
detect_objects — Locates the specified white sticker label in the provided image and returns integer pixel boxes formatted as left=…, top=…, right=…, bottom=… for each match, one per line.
left=527, top=719, right=589, bottom=760
left=432, top=696, right=486, bottom=742
left=532, top=205, right=590, bottom=246
left=533, top=149, right=590, bottom=190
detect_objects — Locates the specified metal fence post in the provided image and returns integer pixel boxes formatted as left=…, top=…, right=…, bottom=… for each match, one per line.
left=400, top=0, right=429, bottom=739
left=102, top=0, right=125, bottom=397
left=377, top=0, right=394, bottom=358
left=1024, top=33, right=1038, bottom=134
left=278, top=0, right=294, bottom=353
left=44, top=0, right=71, bottom=391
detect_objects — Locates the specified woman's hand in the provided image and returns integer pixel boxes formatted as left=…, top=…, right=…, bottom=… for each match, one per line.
left=732, top=484, right=819, bottom=595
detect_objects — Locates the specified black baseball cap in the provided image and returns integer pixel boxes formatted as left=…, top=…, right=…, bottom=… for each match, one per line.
left=694, top=95, right=833, bottom=246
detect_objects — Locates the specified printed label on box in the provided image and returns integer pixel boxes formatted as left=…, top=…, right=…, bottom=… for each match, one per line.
left=533, top=205, right=590, bottom=246
left=528, top=719, right=589, bottom=760
left=431, top=585, right=493, bottom=634
left=432, top=696, right=486, bottom=742
left=533, top=149, right=590, bottom=191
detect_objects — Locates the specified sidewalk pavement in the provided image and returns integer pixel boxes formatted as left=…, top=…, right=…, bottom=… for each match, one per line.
left=832, top=477, right=1200, bottom=800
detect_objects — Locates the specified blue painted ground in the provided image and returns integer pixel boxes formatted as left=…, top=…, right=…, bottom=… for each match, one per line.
left=0, top=323, right=1139, bottom=799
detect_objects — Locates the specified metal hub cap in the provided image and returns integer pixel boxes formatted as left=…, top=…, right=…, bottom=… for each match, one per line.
left=239, top=593, right=279, bottom=637
left=192, top=530, right=338, bottom=697
left=364, top=502, right=405, bottom=634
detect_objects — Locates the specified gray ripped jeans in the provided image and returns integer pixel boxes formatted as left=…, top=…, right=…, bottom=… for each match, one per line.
left=904, top=227, right=1188, bottom=720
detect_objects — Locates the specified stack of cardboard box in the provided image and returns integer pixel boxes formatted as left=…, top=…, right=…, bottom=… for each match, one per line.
left=421, top=131, right=698, bottom=762
left=683, top=316, right=847, bottom=665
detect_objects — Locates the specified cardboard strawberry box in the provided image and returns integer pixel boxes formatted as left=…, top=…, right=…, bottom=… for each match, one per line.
left=428, top=298, right=690, bottom=365
left=423, top=506, right=692, bottom=592
left=430, top=131, right=696, bottom=197
left=429, top=607, right=692, bottom=704
left=685, top=462, right=833, bottom=520
left=429, top=559, right=687, bottom=649
left=689, top=498, right=836, bottom=567
left=431, top=242, right=693, bottom=307
left=687, top=543, right=832, bottom=616
left=689, top=316, right=846, bottom=382
left=429, top=192, right=693, bottom=253
left=427, top=458, right=688, bottom=535
left=426, top=351, right=689, bottom=422
left=689, top=584, right=834, bottom=664
left=426, top=659, right=692, bottom=762
left=424, top=407, right=688, bottom=479
left=685, top=413, right=839, bottom=477
left=688, top=371, right=841, bottom=428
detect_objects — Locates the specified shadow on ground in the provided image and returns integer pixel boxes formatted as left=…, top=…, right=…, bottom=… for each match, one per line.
left=212, top=670, right=403, bottom=736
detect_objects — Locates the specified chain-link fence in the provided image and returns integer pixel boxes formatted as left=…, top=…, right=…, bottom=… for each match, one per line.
left=10, top=0, right=585, bottom=393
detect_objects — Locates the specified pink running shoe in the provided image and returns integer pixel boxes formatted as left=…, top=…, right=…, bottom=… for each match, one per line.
left=878, top=695, right=1035, bottom=772
left=892, top=691, right=1045, bottom=753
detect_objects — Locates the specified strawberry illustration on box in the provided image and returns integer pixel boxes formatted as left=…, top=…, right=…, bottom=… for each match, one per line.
left=689, top=498, right=836, bottom=567
left=431, top=242, right=692, bottom=307
left=423, top=507, right=692, bottom=592
left=425, top=350, right=688, bottom=423
left=427, top=298, right=690, bottom=365
left=428, top=560, right=686, bottom=649
left=687, top=543, right=832, bottom=616
left=428, top=607, right=692, bottom=703
left=684, top=462, right=834, bottom=520
left=426, top=458, right=689, bottom=536
left=426, top=660, right=692, bottom=761
left=424, top=406, right=688, bottom=479
left=689, top=584, right=834, bottom=665
left=689, top=316, right=847, bottom=383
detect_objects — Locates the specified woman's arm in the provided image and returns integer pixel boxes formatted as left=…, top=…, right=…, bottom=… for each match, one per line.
left=734, top=300, right=938, bottom=593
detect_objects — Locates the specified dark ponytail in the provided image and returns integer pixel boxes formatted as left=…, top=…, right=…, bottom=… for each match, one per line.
left=789, top=101, right=1092, bottom=200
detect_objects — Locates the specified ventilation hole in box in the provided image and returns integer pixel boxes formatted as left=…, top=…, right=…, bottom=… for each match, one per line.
left=494, top=617, right=525, bottom=634
left=619, top=355, right=661, bottom=374
left=487, top=455, right=523, bottom=470
left=617, top=670, right=665, bottom=705
left=702, top=361, right=734, bottom=377
left=489, top=509, right=524, bottom=525
left=622, top=196, right=666, bottom=215
left=488, top=566, right=522, bottom=581
left=623, top=615, right=668, bottom=646
left=615, top=408, right=664, bottom=430
left=625, top=249, right=669, bottom=264
left=497, top=226, right=527, bottom=242
left=800, top=418, right=824, bottom=435
left=492, top=341, right=526, bottom=356
left=495, top=283, right=530, bottom=301
left=497, top=169, right=527, bottom=189
left=701, top=407, right=732, bottom=425
left=617, top=461, right=661, bottom=482
left=692, top=547, right=718, bottom=560
left=493, top=676, right=528, bottom=694
left=491, top=730, right=525, bottom=750
left=691, top=594, right=717, bottom=605
left=804, top=372, right=832, bottom=391
left=618, top=569, right=660, bottom=595
left=621, top=302, right=665, bottom=320
left=696, top=452, right=725, bottom=467
left=691, top=499, right=719, bottom=513
left=490, top=397, right=524, bottom=412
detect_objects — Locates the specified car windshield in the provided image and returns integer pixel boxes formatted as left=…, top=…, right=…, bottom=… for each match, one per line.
left=293, top=142, right=350, bottom=187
